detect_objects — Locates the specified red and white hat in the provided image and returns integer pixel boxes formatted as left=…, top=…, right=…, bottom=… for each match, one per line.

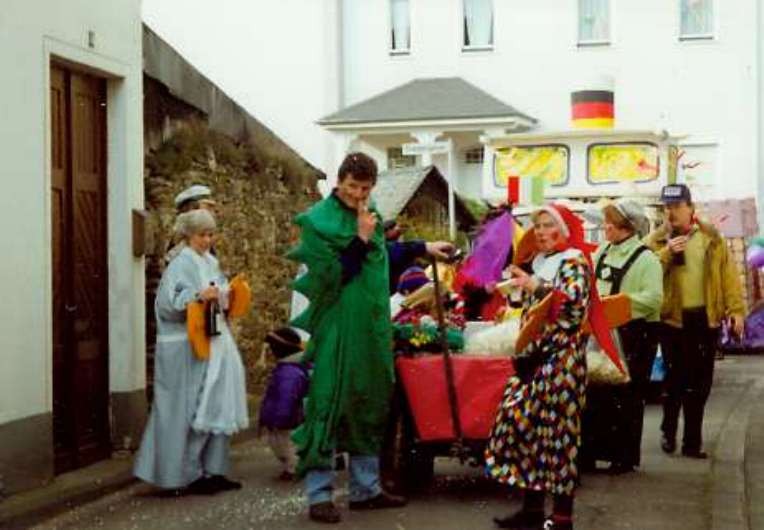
left=531, top=203, right=592, bottom=251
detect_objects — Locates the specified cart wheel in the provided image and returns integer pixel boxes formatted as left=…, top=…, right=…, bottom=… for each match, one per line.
left=380, top=399, right=435, bottom=495
left=410, top=448, right=435, bottom=490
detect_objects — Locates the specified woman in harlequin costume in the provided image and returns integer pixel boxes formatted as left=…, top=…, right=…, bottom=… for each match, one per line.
left=485, top=203, right=621, bottom=530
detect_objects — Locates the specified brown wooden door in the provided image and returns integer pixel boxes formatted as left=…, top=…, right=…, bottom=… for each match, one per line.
left=51, top=65, right=110, bottom=473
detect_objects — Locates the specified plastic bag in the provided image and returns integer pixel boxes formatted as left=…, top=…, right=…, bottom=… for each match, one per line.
left=650, top=347, right=666, bottom=382
left=464, top=318, right=521, bottom=356
left=586, top=331, right=630, bottom=385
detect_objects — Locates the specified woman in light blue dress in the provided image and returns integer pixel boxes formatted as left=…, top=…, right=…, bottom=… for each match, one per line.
left=134, top=208, right=248, bottom=495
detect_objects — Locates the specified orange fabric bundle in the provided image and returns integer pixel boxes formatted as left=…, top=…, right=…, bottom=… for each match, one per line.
left=187, top=301, right=210, bottom=361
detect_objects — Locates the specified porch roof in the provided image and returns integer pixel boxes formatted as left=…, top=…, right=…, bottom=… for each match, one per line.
left=319, top=77, right=536, bottom=130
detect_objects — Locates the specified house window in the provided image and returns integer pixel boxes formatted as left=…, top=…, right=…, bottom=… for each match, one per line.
left=463, top=0, right=493, bottom=50
left=387, top=147, right=416, bottom=170
left=464, top=147, right=484, bottom=165
left=390, top=0, right=411, bottom=54
left=680, top=0, right=714, bottom=40
left=587, top=143, right=660, bottom=184
left=578, top=0, right=610, bottom=45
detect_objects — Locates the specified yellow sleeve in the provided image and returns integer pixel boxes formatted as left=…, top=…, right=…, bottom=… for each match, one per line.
left=720, top=243, right=747, bottom=318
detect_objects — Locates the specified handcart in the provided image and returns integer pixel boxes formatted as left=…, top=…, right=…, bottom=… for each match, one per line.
left=380, top=255, right=516, bottom=495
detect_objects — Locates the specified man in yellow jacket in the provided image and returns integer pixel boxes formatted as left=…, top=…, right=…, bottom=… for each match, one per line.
left=645, top=184, right=746, bottom=459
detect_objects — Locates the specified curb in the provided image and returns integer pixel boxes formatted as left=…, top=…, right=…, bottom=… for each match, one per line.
left=710, top=377, right=762, bottom=530
left=0, top=427, right=261, bottom=529
left=744, top=384, right=764, bottom=530
left=0, top=459, right=135, bottom=530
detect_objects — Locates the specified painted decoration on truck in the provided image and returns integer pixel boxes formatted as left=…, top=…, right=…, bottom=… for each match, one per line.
left=587, top=142, right=660, bottom=183
left=675, top=143, right=717, bottom=190
left=495, top=145, right=569, bottom=187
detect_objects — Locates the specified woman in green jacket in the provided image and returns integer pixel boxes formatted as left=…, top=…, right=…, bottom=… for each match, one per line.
left=581, top=200, right=663, bottom=474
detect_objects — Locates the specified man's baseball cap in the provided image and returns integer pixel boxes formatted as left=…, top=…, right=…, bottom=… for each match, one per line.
left=660, top=184, right=692, bottom=204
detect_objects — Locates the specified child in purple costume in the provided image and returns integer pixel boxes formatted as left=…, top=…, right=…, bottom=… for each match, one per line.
left=258, top=327, right=310, bottom=480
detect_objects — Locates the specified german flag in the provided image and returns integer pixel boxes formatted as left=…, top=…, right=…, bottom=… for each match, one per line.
left=571, top=90, right=614, bottom=129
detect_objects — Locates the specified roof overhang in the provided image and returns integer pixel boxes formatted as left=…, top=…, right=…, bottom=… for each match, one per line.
left=320, top=115, right=536, bottom=134
left=482, top=128, right=688, bottom=147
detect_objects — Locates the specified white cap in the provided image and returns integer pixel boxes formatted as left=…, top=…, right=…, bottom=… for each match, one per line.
left=174, top=185, right=212, bottom=208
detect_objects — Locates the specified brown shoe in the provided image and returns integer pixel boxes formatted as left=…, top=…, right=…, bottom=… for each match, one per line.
left=349, top=491, right=407, bottom=510
left=277, top=470, right=296, bottom=481
left=309, top=501, right=341, bottom=523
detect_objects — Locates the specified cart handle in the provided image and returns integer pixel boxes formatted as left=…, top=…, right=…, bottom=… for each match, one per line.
left=430, top=255, right=465, bottom=455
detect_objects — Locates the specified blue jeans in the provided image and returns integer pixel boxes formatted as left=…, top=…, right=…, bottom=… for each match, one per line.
left=305, top=454, right=381, bottom=505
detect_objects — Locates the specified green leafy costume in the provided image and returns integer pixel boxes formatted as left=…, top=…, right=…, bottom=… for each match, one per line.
left=288, top=194, right=394, bottom=476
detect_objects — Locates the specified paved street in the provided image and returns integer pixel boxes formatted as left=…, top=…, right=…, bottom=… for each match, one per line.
left=25, top=355, right=764, bottom=530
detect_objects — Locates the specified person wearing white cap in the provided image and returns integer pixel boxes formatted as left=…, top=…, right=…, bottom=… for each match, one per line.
left=165, top=185, right=217, bottom=264
left=580, top=200, right=663, bottom=474
left=174, top=184, right=215, bottom=213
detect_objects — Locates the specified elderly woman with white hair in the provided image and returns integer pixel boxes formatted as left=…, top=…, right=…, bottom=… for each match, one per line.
left=486, top=203, right=610, bottom=530
left=580, top=200, right=663, bottom=474
left=134, top=208, right=248, bottom=495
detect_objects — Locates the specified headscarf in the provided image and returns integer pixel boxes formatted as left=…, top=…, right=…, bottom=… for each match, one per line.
left=612, top=199, right=650, bottom=238
left=532, top=203, right=624, bottom=374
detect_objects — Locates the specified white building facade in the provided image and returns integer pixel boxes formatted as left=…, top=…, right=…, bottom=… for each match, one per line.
left=141, top=0, right=763, bottom=211
left=0, top=0, right=145, bottom=495
left=335, top=0, right=759, bottom=204
left=142, top=0, right=763, bottom=213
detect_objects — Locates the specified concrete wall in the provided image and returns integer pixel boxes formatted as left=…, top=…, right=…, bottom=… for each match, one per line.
left=0, top=0, right=144, bottom=492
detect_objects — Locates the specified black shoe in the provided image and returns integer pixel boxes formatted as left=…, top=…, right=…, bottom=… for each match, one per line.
left=157, top=487, right=187, bottom=497
left=493, top=509, right=545, bottom=529
left=209, top=475, right=242, bottom=491
left=186, top=476, right=219, bottom=495
left=309, top=501, right=341, bottom=524
left=681, top=447, right=708, bottom=459
left=661, top=435, right=676, bottom=454
left=543, top=518, right=573, bottom=530
left=607, top=462, right=635, bottom=475
left=349, top=490, right=408, bottom=510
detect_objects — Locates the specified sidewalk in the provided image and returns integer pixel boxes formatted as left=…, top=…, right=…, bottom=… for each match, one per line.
left=5, top=356, right=764, bottom=530
left=0, top=455, right=134, bottom=529
left=0, top=430, right=257, bottom=529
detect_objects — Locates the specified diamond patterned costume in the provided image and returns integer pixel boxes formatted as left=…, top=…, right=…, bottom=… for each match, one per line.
left=485, top=251, right=590, bottom=496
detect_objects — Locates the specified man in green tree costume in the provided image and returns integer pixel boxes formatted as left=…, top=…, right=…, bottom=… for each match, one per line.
left=289, top=153, right=407, bottom=524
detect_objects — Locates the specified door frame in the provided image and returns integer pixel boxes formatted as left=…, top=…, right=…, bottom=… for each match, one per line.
left=43, top=37, right=143, bottom=472
left=51, top=64, right=111, bottom=472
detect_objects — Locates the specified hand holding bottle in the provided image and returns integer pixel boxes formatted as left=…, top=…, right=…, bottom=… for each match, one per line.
left=199, top=285, right=219, bottom=301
